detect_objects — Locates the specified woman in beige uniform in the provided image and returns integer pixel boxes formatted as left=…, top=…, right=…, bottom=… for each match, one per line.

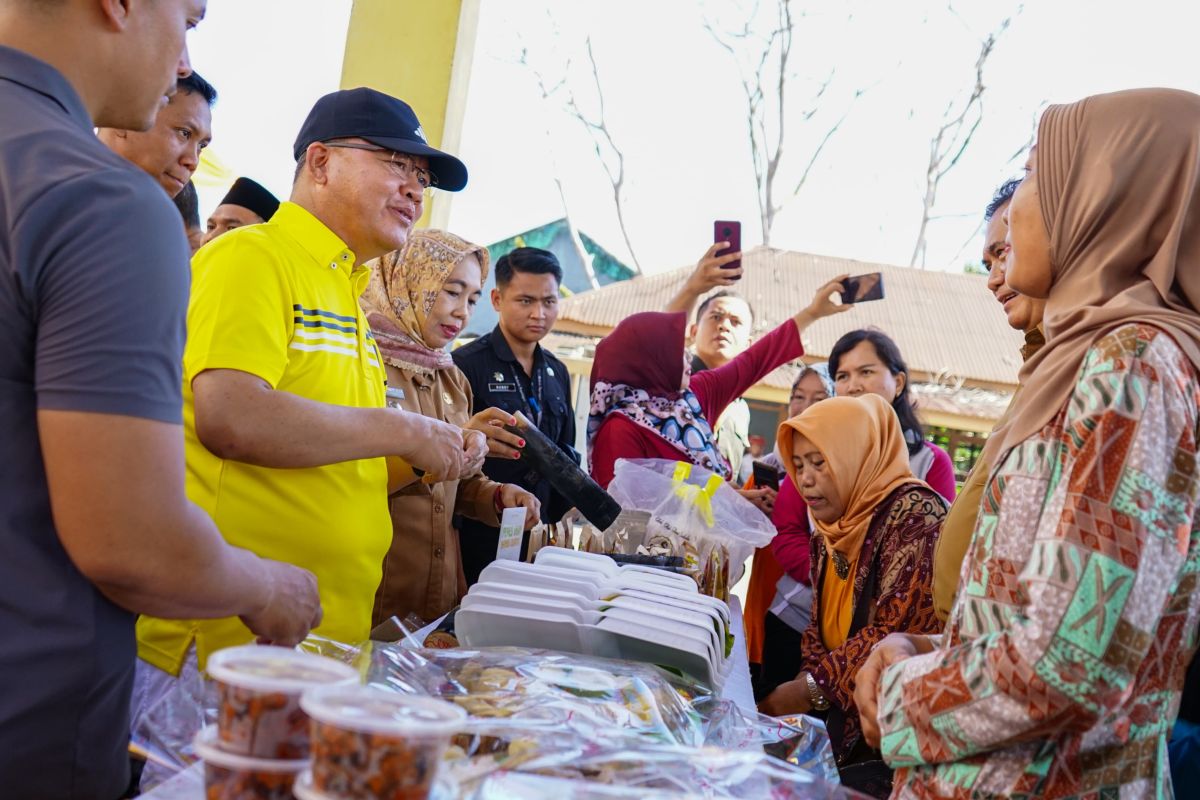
left=361, top=229, right=539, bottom=626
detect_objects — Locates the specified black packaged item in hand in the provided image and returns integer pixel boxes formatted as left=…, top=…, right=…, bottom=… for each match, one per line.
left=505, top=411, right=621, bottom=531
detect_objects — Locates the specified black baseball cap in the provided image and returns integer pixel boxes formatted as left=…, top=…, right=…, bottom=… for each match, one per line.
left=292, top=87, right=468, bottom=192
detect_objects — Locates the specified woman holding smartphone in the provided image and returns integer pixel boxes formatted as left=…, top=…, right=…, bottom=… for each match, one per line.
left=587, top=279, right=851, bottom=490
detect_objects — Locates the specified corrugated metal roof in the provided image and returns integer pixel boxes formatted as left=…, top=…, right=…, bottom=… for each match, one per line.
left=556, top=246, right=1026, bottom=388
left=539, top=331, right=1012, bottom=422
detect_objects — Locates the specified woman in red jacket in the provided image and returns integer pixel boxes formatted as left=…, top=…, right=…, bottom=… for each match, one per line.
left=587, top=278, right=850, bottom=489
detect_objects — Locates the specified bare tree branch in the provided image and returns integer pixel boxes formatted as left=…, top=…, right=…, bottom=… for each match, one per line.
left=559, top=37, right=643, bottom=274
left=516, top=45, right=599, bottom=289
left=706, top=0, right=868, bottom=245
left=948, top=215, right=987, bottom=270
left=909, top=13, right=1013, bottom=268
left=788, top=88, right=863, bottom=203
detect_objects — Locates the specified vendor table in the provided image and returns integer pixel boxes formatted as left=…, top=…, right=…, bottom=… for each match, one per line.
left=140, top=597, right=757, bottom=799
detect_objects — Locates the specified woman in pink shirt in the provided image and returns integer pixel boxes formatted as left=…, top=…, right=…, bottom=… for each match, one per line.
left=828, top=329, right=956, bottom=502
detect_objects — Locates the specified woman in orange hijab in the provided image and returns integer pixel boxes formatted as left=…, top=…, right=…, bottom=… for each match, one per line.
left=758, top=394, right=945, bottom=797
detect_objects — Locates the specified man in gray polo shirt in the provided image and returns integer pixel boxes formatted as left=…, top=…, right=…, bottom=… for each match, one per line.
left=0, top=3, right=321, bottom=798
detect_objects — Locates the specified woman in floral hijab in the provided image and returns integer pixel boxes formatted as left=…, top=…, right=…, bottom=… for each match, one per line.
left=361, top=230, right=539, bottom=625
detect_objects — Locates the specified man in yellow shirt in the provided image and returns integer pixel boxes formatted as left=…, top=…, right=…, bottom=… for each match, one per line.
left=136, top=89, right=485, bottom=695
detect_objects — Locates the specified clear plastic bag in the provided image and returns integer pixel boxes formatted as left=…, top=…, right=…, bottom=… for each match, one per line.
left=605, top=459, right=777, bottom=598
left=131, top=635, right=368, bottom=789
left=368, top=644, right=710, bottom=747
left=296, top=633, right=372, bottom=671
left=130, top=657, right=216, bottom=785
left=692, top=697, right=839, bottom=784
left=464, top=744, right=860, bottom=799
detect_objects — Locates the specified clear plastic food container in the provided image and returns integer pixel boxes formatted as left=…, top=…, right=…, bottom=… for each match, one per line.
left=301, top=685, right=466, bottom=800
left=208, top=644, right=359, bottom=759
left=194, top=724, right=308, bottom=800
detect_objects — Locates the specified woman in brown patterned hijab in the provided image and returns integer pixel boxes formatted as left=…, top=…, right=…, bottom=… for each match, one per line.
left=989, top=88, right=1200, bottom=459
left=856, top=88, right=1200, bottom=800
left=361, top=230, right=540, bottom=626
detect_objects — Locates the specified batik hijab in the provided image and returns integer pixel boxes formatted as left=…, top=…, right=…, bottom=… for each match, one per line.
left=985, top=88, right=1200, bottom=462
left=361, top=229, right=490, bottom=374
left=587, top=311, right=732, bottom=479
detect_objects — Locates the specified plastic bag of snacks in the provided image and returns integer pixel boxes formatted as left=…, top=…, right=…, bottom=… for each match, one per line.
left=463, top=744, right=861, bottom=799
left=691, top=696, right=839, bottom=785
left=368, top=645, right=709, bottom=747
left=296, top=633, right=373, bottom=672
left=604, top=459, right=776, bottom=599
left=439, top=717, right=596, bottom=790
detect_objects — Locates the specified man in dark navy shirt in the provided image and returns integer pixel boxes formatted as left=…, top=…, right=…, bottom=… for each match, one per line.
left=0, top=3, right=319, bottom=797
left=453, top=248, right=577, bottom=585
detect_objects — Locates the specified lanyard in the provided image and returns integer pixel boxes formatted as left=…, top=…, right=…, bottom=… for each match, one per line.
left=512, top=353, right=545, bottom=427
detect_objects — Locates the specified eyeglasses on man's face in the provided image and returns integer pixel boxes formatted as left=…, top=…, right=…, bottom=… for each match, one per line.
left=323, top=141, right=438, bottom=191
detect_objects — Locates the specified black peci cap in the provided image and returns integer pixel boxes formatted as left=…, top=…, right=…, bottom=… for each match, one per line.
left=218, top=177, right=280, bottom=222
left=292, top=87, right=468, bottom=192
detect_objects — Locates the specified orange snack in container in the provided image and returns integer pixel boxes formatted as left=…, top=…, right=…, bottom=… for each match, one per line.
left=301, top=685, right=466, bottom=800
left=194, top=724, right=308, bottom=800
left=291, top=770, right=457, bottom=800
left=208, top=644, right=359, bottom=759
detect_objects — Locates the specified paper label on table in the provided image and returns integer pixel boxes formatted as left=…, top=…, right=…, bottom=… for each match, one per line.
left=496, top=506, right=526, bottom=561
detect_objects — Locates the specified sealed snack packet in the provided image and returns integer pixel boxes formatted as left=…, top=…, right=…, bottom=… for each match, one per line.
left=369, top=646, right=709, bottom=748
left=464, top=744, right=857, bottom=799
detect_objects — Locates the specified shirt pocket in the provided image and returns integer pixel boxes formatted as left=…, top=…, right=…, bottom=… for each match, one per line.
left=546, top=399, right=571, bottom=437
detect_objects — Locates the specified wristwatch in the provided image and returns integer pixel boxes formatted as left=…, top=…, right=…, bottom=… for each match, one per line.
left=805, top=672, right=830, bottom=712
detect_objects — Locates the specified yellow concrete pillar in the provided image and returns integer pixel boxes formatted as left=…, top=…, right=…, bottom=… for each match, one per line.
left=340, top=0, right=480, bottom=229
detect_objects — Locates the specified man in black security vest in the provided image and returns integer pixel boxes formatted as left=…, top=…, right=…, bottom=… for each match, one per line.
left=453, top=248, right=576, bottom=585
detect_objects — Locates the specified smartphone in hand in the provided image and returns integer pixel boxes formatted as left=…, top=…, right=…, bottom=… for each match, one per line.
left=752, top=459, right=782, bottom=490
left=714, top=220, right=742, bottom=279
left=840, top=272, right=885, bottom=304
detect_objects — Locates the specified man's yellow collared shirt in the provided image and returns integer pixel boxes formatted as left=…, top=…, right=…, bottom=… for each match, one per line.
left=137, top=202, right=389, bottom=674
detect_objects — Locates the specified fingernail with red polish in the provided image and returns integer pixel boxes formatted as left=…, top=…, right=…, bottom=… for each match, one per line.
left=518, top=439, right=526, bottom=447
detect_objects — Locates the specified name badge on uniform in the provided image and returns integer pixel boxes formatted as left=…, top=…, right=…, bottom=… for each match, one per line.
left=489, top=382, right=517, bottom=393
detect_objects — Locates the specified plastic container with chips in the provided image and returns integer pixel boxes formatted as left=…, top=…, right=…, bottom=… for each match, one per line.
left=207, top=644, right=359, bottom=759
left=301, top=684, right=466, bottom=800
left=194, top=724, right=308, bottom=800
